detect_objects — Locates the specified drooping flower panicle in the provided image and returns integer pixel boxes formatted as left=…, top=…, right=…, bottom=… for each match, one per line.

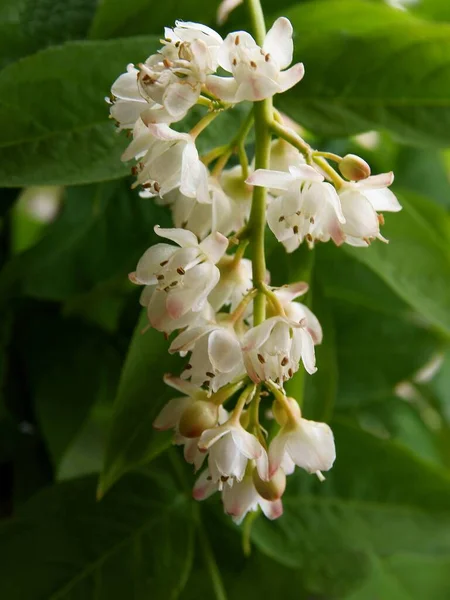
left=109, top=11, right=400, bottom=525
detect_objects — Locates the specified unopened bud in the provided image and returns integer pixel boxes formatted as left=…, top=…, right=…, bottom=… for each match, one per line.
left=272, top=396, right=301, bottom=426
left=178, top=401, right=219, bottom=438
left=339, top=154, right=371, bottom=181
left=253, top=467, right=286, bottom=501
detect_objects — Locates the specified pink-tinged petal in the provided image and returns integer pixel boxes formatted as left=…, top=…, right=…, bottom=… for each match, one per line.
left=154, top=225, right=199, bottom=248
left=320, top=181, right=346, bottom=223
left=139, top=105, right=174, bottom=125
left=276, top=282, right=309, bottom=304
left=363, top=188, right=402, bottom=213
left=183, top=437, right=206, bottom=471
left=281, top=453, right=295, bottom=475
left=268, top=433, right=288, bottom=477
left=208, top=329, right=241, bottom=373
left=139, top=284, right=154, bottom=307
left=277, top=63, right=305, bottom=93
left=243, top=352, right=262, bottom=384
left=289, top=164, right=324, bottom=183
left=205, top=75, right=239, bottom=102
left=153, top=396, right=192, bottom=430
left=169, top=326, right=213, bottom=354
left=260, top=498, right=283, bottom=520
left=217, top=0, right=243, bottom=24
left=135, top=243, right=176, bottom=284
left=199, top=231, right=228, bottom=263
left=231, top=428, right=263, bottom=460
left=163, top=374, right=204, bottom=398
left=188, top=264, right=221, bottom=312
left=235, top=73, right=280, bottom=102
left=193, top=470, right=219, bottom=500
left=263, top=17, right=294, bottom=70
left=298, top=305, right=323, bottom=345
left=356, top=171, right=394, bottom=190
left=287, top=420, right=336, bottom=473
left=198, top=425, right=230, bottom=450
left=246, top=168, right=295, bottom=191
left=180, top=142, right=202, bottom=198
left=299, top=328, right=317, bottom=375
left=145, top=122, right=191, bottom=142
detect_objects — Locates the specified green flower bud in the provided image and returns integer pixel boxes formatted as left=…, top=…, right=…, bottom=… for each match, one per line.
left=339, top=154, right=371, bottom=181
left=178, top=401, right=219, bottom=438
left=253, top=467, right=286, bottom=501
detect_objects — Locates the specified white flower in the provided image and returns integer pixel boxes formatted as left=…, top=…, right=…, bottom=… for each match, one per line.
left=269, top=137, right=306, bottom=175
left=338, top=172, right=402, bottom=246
left=221, top=471, right=283, bottom=524
left=169, top=318, right=245, bottom=393
left=218, top=165, right=253, bottom=233
left=247, top=165, right=346, bottom=252
left=242, top=313, right=317, bottom=385
left=269, top=397, right=335, bottom=478
left=123, top=121, right=210, bottom=202
left=208, top=255, right=253, bottom=312
left=130, top=226, right=227, bottom=332
left=206, top=17, right=304, bottom=102
left=275, top=282, right=323, bottom=345
left=199, top=420, right=268, bottom=483
left=137, top=22, right=223, bottom=123
left=109, top=64, right=149, bottom=130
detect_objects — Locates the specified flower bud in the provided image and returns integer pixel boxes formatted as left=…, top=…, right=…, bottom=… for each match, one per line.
left=253, top=467, right=286, bottom=501
left=272, top=396, right=301, bottom=426
left=339, top=154, right=371, bottom=181
left=178, top=401, right=219, bottom=438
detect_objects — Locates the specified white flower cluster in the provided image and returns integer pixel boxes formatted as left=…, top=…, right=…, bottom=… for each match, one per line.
left=109, top=17, right=401, bottom=524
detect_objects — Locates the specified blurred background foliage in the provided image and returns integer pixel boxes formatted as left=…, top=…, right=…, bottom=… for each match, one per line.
left=1, top=0, right=450, bottom=598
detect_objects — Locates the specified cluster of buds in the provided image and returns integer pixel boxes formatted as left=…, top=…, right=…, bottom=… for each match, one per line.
left=109, top=15, right=401, bottom=524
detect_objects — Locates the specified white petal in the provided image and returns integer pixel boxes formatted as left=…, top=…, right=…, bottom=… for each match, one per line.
left=339, top=190, right=379, bottom=239
left=289, top=164, right=324, bottom=183
left=154, top=225, right=199, bottom=248
left=198, top=425, right=230, bottom=450
left=163, top=374, right=202, bottom=397
left=111, top=68, right=140, bottom=100
left=208, top=329, right=242, bottom=373
left=231, top=428, right=263, bottom=460
left=275, top=282, right=309, bottom=304
left=163, top=81, right=199, bottom=118
left=121, top=129, right=155, bottom=162
left=180, top=142, right=203, bottom=199
left=255, top=447, right=269, bottom=481
left=260, top=498, right=283, bottom=520
left=263, top=17, right=294, bottom=70
left=277, top=63, right=305, bottom=93
left=356, top=171, right=394, bottom=189
left=205, top=75, right=239, bottom=103
left=268, top=432, right=288, bottom=477
left=363, top=187, right=402, bottom=212
left=242, top=317, right=279, bottom=351
left=299, top=328, right=317, bottom=374
left=199, top=231, right=228, bottom=263
left=146, top=122, right=190, bottom=142
left=247, top=168, right=295, bottom=190
left=135, top=243, right=176, bottom=284
left=169, top=326, right=213, bottom=354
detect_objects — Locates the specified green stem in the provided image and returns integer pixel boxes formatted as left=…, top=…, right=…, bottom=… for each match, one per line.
left=190, top=110, right=220, bottom=139
left=270, top=118, right=312, bottom=161
left=246, top=0, right=272, bottom=326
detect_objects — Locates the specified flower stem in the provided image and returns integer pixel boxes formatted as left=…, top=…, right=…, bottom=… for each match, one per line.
left=246, top=0, right=272, bottom=326
left=198, top=520, right=228, bottom=600
left=190, top=110, right=221, bottom=139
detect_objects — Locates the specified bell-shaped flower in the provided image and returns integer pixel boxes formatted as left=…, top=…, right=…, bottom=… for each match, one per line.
left=206, top=17, right=304, bottom=102
left=275, top=282, right=323, bottom=345
left=109, top=64, right=149, bottom=130
left=137, top=22, right=223, bottom=123
left=208, top=255, right=253, bottom=312
left=198, top=419, right=268, bottom=484
left=123, top=122, right=210, bottom=202
left=221, top=470, right=283, bottom=524
left=242, top=314, right=317, bottom=384
left=338, top=172, right=402, bottom=246
left=269, top=397, right=335, bottom=478
left=130, top=226, right=227, bottom=332
left=247, top=165, right=346, bottom=252
left=169, top=318, right=245, bottom=393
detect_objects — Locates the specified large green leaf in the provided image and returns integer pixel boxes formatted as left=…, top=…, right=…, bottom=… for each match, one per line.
left=0, top=465, right=195, bottom=599
left=99, top=311, right=181, bottom=495
left=344, top=193, right=450, bottom=337
left=282, top=1, right=450, bottom=146
left=252, top=419, right=450, bottom=598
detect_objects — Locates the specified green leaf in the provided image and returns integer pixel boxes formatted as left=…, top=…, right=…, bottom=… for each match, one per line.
left=333, top=299, right=442, bottom=408
left=282, top=1, right=450, bottom=146
left=0, top=181, right=170, bottom=301
left=0, top=465, right=195, bottom=599
left=99, top=311, right=181, bottom=495
left=252, top=419, right=450, bottom=598
left=89, top=0, right=217, bottom=40
left=343, top=193, right=450, bottom=337
left=0, top=36, right=159, bottom=187
left=20, top=309, right=121, bottom=468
